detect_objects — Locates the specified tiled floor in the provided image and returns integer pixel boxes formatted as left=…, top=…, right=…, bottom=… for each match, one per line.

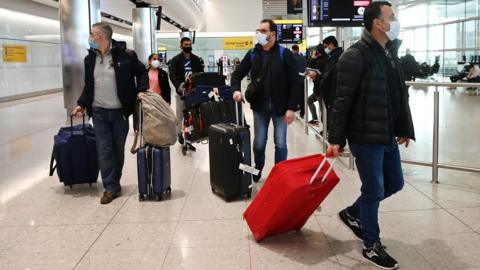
left=0, top=89, right=479, bottom=270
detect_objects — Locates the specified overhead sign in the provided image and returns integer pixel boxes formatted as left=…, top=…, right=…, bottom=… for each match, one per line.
left=2, top=44, right=27, bottom=63
left=223, top=37, right=254, bottom=50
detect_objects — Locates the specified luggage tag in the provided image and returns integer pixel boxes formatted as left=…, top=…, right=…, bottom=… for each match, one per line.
left=239, top=163, right=260, bottom=176
left=185, top=126, right=194, bottom=134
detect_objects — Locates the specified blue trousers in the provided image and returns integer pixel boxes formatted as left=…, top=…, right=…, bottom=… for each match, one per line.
left=92, top=108, right=129, bottom=194
left=347, top=139, right=405, bottom=248
left=252, top=102, right=288, bottom=171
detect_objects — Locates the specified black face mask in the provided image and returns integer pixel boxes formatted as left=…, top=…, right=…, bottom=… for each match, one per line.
left=182, top=46, right=192, bottom=53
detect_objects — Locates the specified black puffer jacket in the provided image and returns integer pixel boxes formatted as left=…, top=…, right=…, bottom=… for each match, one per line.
left=78, top=40, right=149, bottom=117
left=328, top=31, right=415, bottom=147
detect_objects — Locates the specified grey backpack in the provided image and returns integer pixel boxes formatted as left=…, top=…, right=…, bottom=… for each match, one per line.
left=130, top=91, right=177, bottom=153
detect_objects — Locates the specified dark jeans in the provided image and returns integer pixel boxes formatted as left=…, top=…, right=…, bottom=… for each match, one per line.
left=307, top=94, right=320, bottom=121
left=92, top=108, right=129, bottom=194
left=252, top=102, right=288, bottom=171
left=346, top=139, right=404, bottom=248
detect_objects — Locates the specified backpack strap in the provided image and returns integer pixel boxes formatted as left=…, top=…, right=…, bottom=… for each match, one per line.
left=250, top=46, right=285, bottom=64
left=278, top=46, right=285, bottom=63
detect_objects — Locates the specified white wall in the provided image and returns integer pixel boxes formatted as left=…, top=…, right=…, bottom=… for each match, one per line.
left=0, top=0, right=62, bottom=100
left=204, top=0, right=263, bottom=32
left=0, top=0, right=134, bottom=101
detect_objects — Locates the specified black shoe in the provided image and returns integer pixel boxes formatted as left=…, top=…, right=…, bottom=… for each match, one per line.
left=363, top=241, right=398, bottom=270
left=339, top=208, right=363, bottom=240
left=178, top=134, right=184, bottom=145
left=187, top=143, right=196, bottom=152
left=252, top=170, right=262, bottom=183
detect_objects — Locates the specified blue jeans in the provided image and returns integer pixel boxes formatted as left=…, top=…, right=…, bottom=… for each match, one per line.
left=347, top=139, right=404, bottom=248
left=252, top=102, right=288, bottom=171
left=92, top=108, right=129, bottom=194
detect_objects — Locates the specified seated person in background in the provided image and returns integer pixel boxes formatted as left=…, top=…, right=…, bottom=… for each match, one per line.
left=450, top=64, right=469, bottom=82
left=463, top=63, right=480, bottom=82
left=147, top=53, right=171, bottom=104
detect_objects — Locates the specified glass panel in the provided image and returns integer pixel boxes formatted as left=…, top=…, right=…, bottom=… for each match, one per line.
left=428, top=1, right=447, bottom=24
left=428, top=25, right=444, bottom=51
left=414, top=27, right=427, bottom=52
left=465, top=0, right=477, bottom=18
left=446, top=0, right=466, bottom=21
left=444, top=23, right=461, bottom=50
left=400, top=29, right=414, bottom=54
left=465, top=20, right=476, bottom=49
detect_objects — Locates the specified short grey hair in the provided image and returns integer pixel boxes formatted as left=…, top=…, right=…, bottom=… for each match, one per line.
left=92, top=22, right=113, bottom=41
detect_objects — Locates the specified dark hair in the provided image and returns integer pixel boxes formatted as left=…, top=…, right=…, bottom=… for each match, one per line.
left=364, top=1, right=392, bottom=32
left=315, top=44, right=325, bottom=53
left=148, top=53, right=158, bottom=62
left=291, top=45, right=299, bottom=51
left=323, top=36, right=338, bottom=48
left=470, top=63, right=475, bottom=68
left=180, top=37, right=191, bottom=45
left=260, top=19, right=277, bottom=33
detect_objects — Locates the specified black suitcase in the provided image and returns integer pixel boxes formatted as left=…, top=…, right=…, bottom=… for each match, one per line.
left=208, top=103, right=252, bottom=202
left=200, top=100, right=236, bottom=128
left=137, top=145, right=172, bottom=201
left=188, top=72, right=226, bottom=89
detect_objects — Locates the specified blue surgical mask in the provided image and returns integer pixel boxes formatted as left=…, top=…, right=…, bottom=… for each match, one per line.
left=88, top=38, right=98, bottom=50
left=255, top=32, right=269, bottom=46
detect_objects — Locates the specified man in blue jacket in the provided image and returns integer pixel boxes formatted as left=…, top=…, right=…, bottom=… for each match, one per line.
left=72, top=22, right=148, bottom=204
left=231, top=19, right=299, bottom=182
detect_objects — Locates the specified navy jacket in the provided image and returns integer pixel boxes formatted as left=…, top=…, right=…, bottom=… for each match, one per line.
left=77, top=40, right=149, bottom=117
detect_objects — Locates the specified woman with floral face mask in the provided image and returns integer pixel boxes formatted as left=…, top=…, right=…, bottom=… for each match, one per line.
left=147, top=53, right=171, bottom=104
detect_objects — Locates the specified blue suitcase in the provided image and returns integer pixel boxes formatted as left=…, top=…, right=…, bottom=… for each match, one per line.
left=49, top=116, right=99, bottom=188
left=137, top=145, right=172, bottom=201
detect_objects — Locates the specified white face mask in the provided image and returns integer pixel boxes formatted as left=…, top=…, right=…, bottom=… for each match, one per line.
left=151, top=60, right=160, bottom=68
left=324, top=47, right=332, bottom=55
left=385, top=20, right=400, bottom=41
left=255, top=32, right=269, bottom=46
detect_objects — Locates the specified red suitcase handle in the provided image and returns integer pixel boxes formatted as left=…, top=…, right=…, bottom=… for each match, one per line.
left=309, top=156, right=337, bottom=185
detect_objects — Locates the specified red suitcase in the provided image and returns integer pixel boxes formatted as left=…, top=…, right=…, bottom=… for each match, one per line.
left=243, top=154, right=339, bottom=242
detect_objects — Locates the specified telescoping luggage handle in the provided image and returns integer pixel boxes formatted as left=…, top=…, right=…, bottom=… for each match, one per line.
left=309, top=155, right=337, bottom=184
left=69, top=114, right=87, bottom=136
left=235, top=101, right=245, bottom=127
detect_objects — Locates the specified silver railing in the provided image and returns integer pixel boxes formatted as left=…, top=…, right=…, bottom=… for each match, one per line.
left=302, top=78, right=355, bottom=169
left=405, top=81, right=480, bottom=184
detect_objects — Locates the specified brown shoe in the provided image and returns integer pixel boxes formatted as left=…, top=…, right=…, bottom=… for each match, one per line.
left=100, top=191, right=119, bottom=204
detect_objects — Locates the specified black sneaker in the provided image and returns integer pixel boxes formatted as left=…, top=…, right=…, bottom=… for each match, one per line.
left=187, top=143, right=196, bottom=152
left=363, top=241, right=398, bottom=270
left=252, top=170, right=262, bottom=183
left=339, top=208, right=363, bottom=240
left=178, top=134, right=184, bottom=145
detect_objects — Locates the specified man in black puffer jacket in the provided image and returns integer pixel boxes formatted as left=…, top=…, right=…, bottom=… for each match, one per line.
left=72, top=22, right=148, bottom=205
left=327, top=2, right=415, bottom=270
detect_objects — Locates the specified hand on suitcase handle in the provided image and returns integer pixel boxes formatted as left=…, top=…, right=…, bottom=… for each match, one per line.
left=309, top=155, right=337, bottom=185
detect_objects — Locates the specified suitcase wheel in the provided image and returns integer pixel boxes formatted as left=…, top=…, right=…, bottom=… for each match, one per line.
left=166, top=187, right=172, bottom=194
left=70, top=185, right=73, bottom=189
left=155, top=194, right=162, bottom=201
left=182, top=146, right=187, bottom=156
left=139, top=194, right=146, bottom=201
left=211, top=187, right=216, bottom=193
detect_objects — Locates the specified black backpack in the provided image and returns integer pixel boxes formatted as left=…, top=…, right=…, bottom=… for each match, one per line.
left=315, top=44, right=369, bottom=110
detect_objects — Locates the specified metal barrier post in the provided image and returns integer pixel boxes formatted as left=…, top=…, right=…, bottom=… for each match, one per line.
left=304, top=78, right=309, bottom=134
left=432, top=87, right=440, bottom=184
left=321, top=99, right=328, bottom=153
